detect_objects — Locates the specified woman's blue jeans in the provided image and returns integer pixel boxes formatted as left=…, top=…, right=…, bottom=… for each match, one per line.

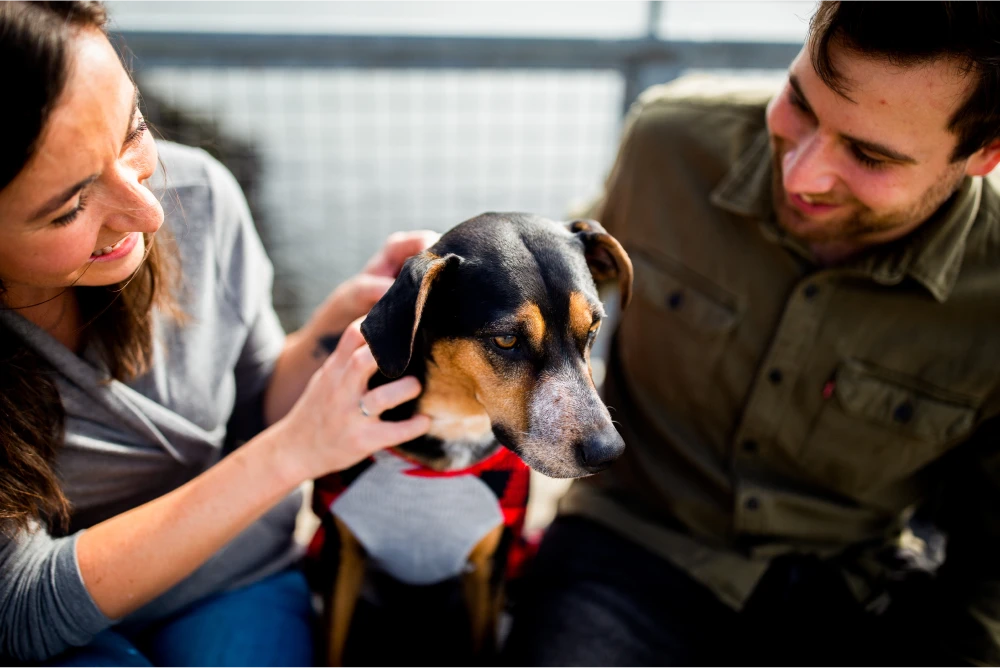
left=46, top=569, right=314, bottom=667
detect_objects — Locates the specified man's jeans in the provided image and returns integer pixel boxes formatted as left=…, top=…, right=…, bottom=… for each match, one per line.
left=45, top=569, right=314, bottom=667
left=502, top=516, right=934, bottom=666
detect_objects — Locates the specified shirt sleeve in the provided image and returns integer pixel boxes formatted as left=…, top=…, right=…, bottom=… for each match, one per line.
left=0, top=525, right=112, bottom=662
left=203, top=155, right=287, bottom=443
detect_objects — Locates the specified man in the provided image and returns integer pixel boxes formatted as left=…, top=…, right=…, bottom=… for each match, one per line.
left=504, top=2, right=1000, bottom=664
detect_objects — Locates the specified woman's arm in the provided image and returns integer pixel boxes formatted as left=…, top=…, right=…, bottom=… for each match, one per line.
left=263, top=230, right=439, bottom=426
left=76, top=323, right=430, bottom=620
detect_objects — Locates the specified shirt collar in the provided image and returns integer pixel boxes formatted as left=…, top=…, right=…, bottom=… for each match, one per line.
left=709, top=126, right=982, bottom=303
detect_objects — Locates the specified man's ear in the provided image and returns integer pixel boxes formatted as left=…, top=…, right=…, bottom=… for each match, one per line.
left=567, top=219, right=634, bottom=309
left=965, top=139, right=1000, bottom=177
left=361, top=252, right=462, bottom=378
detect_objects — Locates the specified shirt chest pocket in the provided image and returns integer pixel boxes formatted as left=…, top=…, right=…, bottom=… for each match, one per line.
left=620, top=250, right=740, bottom=412
left=801, top=359, right=977, bottom=498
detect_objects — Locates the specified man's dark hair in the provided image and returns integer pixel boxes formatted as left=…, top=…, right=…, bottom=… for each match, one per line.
left=810, top=1, right=1000, bottom=161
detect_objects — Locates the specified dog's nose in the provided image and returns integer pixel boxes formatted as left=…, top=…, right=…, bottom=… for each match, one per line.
left=577, top=431, right=625, bottom=474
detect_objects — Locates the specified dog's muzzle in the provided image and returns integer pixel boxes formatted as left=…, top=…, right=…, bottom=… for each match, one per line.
left=576, top=428, right=626, bottom=474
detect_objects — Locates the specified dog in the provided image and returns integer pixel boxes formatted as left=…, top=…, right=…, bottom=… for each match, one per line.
left=308, top=212, right=633, bottom=665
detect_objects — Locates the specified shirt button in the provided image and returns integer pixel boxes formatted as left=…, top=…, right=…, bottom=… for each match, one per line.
left=803, top=284, right=819, bottom=299
left=893, top=401, right=914, bottom=424
left=742, top=439, right=759, bottom=454
left=667, top=291, right=684, bottom=310
left=745, top=496, right=760, bottom=510
left=768, top=368, right=783, bottom=385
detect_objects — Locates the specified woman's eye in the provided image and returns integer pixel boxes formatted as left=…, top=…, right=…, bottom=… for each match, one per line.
left=124, top=119, right=148, bottom=148
left=51, top=193, right=88, bottom=227
left=492, top=335, right=518, bottom=350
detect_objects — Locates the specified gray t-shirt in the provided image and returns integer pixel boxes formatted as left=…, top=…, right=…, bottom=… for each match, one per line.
left=0, top=141, right=303, bottom=662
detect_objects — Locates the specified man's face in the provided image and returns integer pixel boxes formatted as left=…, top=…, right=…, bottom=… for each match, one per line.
left=765, top=42, right=976, bottom=255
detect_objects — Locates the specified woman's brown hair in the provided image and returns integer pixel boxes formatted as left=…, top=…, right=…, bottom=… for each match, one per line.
left=0, top=1, right=180, bottom=536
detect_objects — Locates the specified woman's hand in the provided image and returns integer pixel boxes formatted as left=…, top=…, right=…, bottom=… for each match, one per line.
left=310, top=230, right=441, bottom=334
left=361, top=229, right=441, bottom=278
left=264, top=230, right=440, bottom=426
left=272, top=320, right=431, bottom=483
left=77, top=319, right=429, bottom=621
left=311, top=273, right=397, bottom=340
left=77, top=239, right=441, bottom=621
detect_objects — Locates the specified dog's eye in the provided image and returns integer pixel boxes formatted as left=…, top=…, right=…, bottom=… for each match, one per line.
left=493, top=335, right=518, bottom=350
left=588, top=322, right=601, bottom=339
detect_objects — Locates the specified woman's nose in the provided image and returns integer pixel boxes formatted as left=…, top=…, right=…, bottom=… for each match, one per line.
left=100, top=153, right=163, bottom=234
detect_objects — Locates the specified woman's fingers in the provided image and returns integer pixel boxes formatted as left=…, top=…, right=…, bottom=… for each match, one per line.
left=360, top=376, right=422, bottom=416
left=368, top=414, right=432, bottom=449
left=363, top=230, right=441, bottom=278
left=335, top=273, right=394, bottom=317
left=322, top=319, right=366, bottom=372
left=283, top=312, right=434, bottom=472
left=384, top=230, right=440, bottom=262
left=351, top=274, right=395, bottom=309
left=345, top=344, right=380, bottom=392
left=358, top=377, right=430, bottom=451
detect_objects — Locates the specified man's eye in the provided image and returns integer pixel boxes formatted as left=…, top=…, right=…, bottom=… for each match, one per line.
left=492, top=335, right=518, bottom=350
left=788, top=90, right=811, bottom=116
left=850, top=145, right=888, bottom=170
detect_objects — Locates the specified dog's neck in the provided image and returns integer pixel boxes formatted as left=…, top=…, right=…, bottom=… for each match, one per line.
left=394, top=356, right=501, bottom=471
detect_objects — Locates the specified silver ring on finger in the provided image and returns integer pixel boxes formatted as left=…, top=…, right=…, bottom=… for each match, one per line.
left=359, top=398, right=372, bottom=418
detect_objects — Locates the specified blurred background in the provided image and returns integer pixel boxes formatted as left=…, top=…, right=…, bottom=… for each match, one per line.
left=106, top=0, right=812, bottom=533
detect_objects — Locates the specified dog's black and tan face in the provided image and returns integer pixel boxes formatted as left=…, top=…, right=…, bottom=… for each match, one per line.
left=361, top=212, right=633, bottom=478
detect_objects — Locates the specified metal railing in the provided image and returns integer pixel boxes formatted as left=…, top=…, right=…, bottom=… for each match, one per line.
left=113, top=7, right=801, bottom=328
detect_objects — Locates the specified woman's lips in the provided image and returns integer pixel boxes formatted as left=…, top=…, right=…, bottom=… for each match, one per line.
left=90, top=233, right=138, bottom=263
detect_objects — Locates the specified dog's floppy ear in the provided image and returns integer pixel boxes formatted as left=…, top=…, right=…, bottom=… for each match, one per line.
left=568, top=219, right=634, bottom=309
left=361, top=252, right=461, bottom=378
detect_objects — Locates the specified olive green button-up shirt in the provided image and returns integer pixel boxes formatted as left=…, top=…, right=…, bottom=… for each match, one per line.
left=561, top=76, right=1000, bottom=658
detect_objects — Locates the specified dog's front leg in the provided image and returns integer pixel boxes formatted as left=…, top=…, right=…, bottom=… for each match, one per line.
left=462, top=523, right=505, bottom=656
left=327, top=517, right=366, bottom=667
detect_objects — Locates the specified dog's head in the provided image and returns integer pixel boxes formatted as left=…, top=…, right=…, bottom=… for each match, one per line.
left=361, top=212, right=633, bottom=478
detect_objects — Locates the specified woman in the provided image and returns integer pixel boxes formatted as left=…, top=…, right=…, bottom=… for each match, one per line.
left=0, top=2, right=432, bottom=664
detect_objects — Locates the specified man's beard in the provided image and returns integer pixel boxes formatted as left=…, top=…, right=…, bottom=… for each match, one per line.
left=770, top=154, right=966, bottom=247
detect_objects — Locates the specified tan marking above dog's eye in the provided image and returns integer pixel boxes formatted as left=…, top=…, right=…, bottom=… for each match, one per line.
left=493, top=335, right=518, bottom=350
left=569, top=291, right=596, bottom=340
left=516, top=302, right=545, bottom=349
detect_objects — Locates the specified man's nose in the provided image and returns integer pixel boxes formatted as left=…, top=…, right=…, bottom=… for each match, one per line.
left=782, top=133, right=838, bottom=196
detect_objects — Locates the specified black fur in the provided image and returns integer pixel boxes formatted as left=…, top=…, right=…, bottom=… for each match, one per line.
left=361, top=212, right=631, bottom=469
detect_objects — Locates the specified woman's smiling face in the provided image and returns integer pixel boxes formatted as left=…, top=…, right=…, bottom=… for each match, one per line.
left=0, top=27, right=163, bottom=308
